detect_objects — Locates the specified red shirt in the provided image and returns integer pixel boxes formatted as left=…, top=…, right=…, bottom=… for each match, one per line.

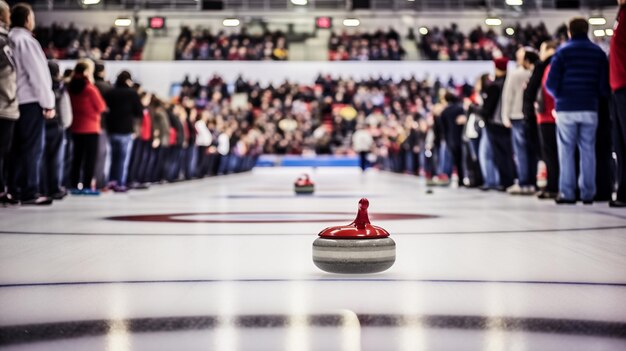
left=610, top=6, right=626, bottom=91
left=140, top=109, right=152, bottom=141
left=537, top=64, right=556, bottom=125
left=69, top=78, right=106, bottom=134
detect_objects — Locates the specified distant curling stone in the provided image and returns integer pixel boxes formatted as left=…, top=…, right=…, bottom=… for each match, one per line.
left=312, top=198, right=395, bottom=274
left=294, top=174, right=315, bottom=195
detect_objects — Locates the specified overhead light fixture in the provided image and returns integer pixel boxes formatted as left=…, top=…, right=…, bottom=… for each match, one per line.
left=593, top=29, right=606, bottom=37
left=588, top=17, right=607, bottom=25
left=506, top=0, right=523, bottom=5
left=114, top=18, right=132, bottom=27
left=223, top=18, right=240, bottom=27
left=605, top=28, right=614, bottom=36
left=291, top=0, right=308, bottom=5
left=485, top=17, right=502, bottom=26
left=343, top=18, right=360, bottom=27
left=81, top=0, right=101, bottom=5
left=505, top=27, right=515, bottom=35
left=418, top=27, right=428, bottom=35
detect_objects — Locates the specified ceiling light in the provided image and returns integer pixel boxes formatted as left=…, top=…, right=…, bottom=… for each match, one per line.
left=506, top=0, right=523, bottom=5
left=343, top=18, right=360, bottom=27
left=290, top=0, right=308, bottom=5
left=81, top=0, right=101, bottom=5
left=114, top=18, right=132, bottom=27
left=588, top=17, right=607, bottom=26
left=505, top=27, right=515, bottom=35
left=223, top=18, right=240, bottom=27
left=485, top=18, right=502, bottom=26
left=593, top=29, right=606, bottom=37
left=605, top=28, right=614, bottom=36
left=418, top=27, right=428, bottom=35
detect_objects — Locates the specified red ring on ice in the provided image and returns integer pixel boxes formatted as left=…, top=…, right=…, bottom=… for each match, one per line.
left=107, top=212, right=434, bottom=224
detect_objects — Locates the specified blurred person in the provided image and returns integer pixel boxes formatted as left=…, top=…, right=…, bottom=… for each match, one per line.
left=195, top=110, right=213, bottom=178
left=0, top=0, right=18, bottom=205
left=148, top=96, right=170, bottom=183
left=440, top=92, right=468, bottom=186
left=41, top=61, right=72, bottom=200
left=535, top=41, right=559, bottom=199
left=546, top=17, right=610, bottom=205
left=478, top=58, right=515, bottom=189
left=352, top=124, right=374, bottom=171
left=104, top=71, right=143, bottom=192
left=128, top=91, right=153, bottom=188
left=93, top=61, right=111, bottom=189
left=609, top=0, right=626, bottom=207
left=7, top=2, right=56, bottom=205
left=67, top=61, right=106, bottom=195
left=502, top=47, right=540, bottom=195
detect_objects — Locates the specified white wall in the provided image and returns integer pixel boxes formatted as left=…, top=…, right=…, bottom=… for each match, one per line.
left=57, top=60, right=497, bottom=98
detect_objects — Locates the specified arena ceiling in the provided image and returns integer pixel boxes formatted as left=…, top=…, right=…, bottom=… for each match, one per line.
left=28, top=0, right=618, bottom=11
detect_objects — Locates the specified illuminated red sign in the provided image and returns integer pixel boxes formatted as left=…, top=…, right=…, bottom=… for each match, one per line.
left=315, top=17, right=332, bottom=29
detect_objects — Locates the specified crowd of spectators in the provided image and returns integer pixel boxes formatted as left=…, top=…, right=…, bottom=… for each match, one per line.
left=34, top=23, right=147, bottom=60
left=416, top=21, right=613, bottom=61
left=1, top=1, right=624, bottom=208
left=328, top=29, right=406, bottom=60
left=175, top=26, right=288, bottom=60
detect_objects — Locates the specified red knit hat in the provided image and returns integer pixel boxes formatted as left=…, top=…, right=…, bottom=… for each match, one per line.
left=494, top=57, right=509, bottom=71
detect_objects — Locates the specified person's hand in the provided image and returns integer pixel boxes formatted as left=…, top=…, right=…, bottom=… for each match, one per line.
left=503, top=119, right=511, bottom=128
left=619, top=0, right=626, bottom=6
left=43, top=108, right=56, bottom=120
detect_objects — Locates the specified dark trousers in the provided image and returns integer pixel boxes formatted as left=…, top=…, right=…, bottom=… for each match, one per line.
left=448, top=142, right=464, bottom=186
left=8, top=103, right=45, bottom=200
left=183, top=145, right=197, bottom=179
left=70, top=133, right=99, bottom=189
left=196, top=146, right=210, bottom=177
left=539, top=123, right=559, bottom=194
left=0, top=118, right=16, bottom=193
left=596, top=97, right=614, bottom=202
left=486, top=124, right=515, bottom=188
left=94, top=131, right=109, bottom=189
left=611, top=89, right=626, bottom=202
left=108, top=133, right=133, bottom=187
left=359, top=151, right=368, bottom=171
left=165, top=145, right=183, bottom=182
left=41, top=122, right=66, bottom=196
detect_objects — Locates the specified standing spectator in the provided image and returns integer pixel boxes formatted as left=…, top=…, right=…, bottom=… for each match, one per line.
left=479, top=57, right=516, bottom=189
left=502, top=47, right=539, bottom=195
left=104, top=71, right=143, bottom=192
left=352, top=124, right=374, bottom=171
left=440, top=92, right=467, bottom=186
left=8, top=3, right=56, bottom=205
left=68, top=61, right=106, bottom=195
left=609, top=0, right=626, bottom=207
left=93, top=61, right=112, bottom=189
left=546, top=17, right=610, bottom=205
left=148, top=96, right=170, bottom=182
left=0, top=0, right=18, bottom=205
left=41, top=61, right=72, bottom=200
left=195, top=110, right=213, bottom=178
left=535, top=41, right=559, bottom=199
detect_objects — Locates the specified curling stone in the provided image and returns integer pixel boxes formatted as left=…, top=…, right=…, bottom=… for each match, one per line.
left=312, top=198, right=395, bottom=274
left=294, top=174, right=315, bottom=195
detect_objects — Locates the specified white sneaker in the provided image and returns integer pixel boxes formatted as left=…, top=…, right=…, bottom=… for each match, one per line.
left=506, top=183, right=523, bottom=195
left=521, top=186, right=536, bottom=195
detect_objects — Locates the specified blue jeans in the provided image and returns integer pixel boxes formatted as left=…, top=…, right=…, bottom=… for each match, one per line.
left=479, top=129, right=499, bottom=187
left=556, top=111, right=598, bottom=201
left=511, top=120, right=532, bottom=186
left=109, top=134, right=133, bottom=187
left=437, top=142, right=453, bottom=177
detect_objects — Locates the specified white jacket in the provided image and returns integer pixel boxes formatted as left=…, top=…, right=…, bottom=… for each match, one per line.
left=195, top=120, right=213, bottom=147
left=501, top=65, right=531, bottom=124
left=9, top=27, right=54, bottom=109
left=352, top=129, right=374, bottom=152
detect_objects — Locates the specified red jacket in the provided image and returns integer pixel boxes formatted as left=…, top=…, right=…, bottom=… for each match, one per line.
left=537, top=64, right=556, bottom=125
left=69, top=78, right=106, bottom=134
left=610, top=6, right=626, bottom=91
